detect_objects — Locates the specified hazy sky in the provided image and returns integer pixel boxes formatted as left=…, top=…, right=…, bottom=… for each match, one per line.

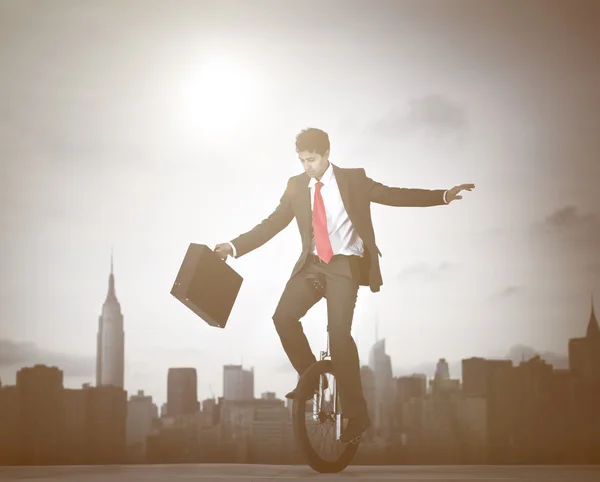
left=1, top=0, right=599, bottom=405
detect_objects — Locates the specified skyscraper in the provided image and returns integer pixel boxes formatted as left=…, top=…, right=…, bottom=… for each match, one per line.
left=223, top=365, right=254, bottom=400
left=16, top=365, right=64, bottom=464
left=435, top=358, right=451, bottom=380
left=368, top=338, right=394, bottom=438
left=96, top=253, right=125, bottom=388
left=568, top=296, right=600, bottom=382
left=166, top=368, right=200, bottom=416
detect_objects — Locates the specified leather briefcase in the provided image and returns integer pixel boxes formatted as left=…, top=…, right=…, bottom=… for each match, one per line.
left=171, top=243, right=243, bottom=328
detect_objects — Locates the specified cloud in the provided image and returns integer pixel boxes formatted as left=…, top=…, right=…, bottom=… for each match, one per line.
left=272, top=361, right=296, bottom=375
left=394, top=359, right=463, bottom=380
left=537, top=205, right=600, bottom=249
left=489, top=285, right=525, bottom=301
left=370, top=94, right=468, bottom=139
left=0, top=339, right=95, bottom=378
left=504, top=345, right=568, bottom=369
left=392, top=344, right=568, bottom=379
left=542, top=205, right=597, bottom=231
left=396, top=261, right=454, bottom=282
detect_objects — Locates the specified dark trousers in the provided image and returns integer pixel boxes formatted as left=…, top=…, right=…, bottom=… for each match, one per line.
left=272, top=254, right=368, bottom=420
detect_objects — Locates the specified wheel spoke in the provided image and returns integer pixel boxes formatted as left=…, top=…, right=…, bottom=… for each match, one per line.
left=292, top=361, right=359, bottom=473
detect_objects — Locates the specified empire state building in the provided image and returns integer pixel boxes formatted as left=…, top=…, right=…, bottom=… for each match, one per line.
left=96, top=254, right=125, bottom=388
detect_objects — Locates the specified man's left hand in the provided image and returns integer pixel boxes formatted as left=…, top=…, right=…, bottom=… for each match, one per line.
left=446, top=183, right=475, bottom=203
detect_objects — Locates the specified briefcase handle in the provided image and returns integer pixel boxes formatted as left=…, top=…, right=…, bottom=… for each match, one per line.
left=213, top=245, right=231, bottom=263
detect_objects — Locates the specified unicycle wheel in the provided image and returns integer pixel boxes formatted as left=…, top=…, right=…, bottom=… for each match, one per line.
left=292, top=359, right=359, bottom=473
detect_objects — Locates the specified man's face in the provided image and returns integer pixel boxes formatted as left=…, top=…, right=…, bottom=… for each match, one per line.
left=298, top=149, right=330, bottom=179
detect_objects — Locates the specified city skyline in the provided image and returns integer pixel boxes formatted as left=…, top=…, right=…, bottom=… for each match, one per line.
left=0, top=256, right=596, bottom=406
left=3, top=295, right=597, bottom=468
left=2, top=0, right=599, bottom=405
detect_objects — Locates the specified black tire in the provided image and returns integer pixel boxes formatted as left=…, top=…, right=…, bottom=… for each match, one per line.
left=292, top=359, right=359, bottom=473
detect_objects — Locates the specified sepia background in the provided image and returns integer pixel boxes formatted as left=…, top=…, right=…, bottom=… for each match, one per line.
left=1, top=0, right=599, bottom=406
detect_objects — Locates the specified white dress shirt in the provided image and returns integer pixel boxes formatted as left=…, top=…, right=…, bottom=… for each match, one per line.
left=228, top=163, right=448, bottom=258
left=308, top=163, right=364, bottom=257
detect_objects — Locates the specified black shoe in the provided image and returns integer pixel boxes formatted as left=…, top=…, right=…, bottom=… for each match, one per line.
left=285, top=375, right=329, bottom=400
left=340, top=416, right=370, bottom=444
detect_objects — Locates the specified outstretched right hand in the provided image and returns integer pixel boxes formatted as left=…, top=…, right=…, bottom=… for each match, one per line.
left=214, top=242, right=233, bottom=260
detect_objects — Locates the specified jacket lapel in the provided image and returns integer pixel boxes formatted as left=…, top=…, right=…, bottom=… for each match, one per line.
left=298, top=171, right=310, bottom=211
left=297, top=173, right=313, bottom=243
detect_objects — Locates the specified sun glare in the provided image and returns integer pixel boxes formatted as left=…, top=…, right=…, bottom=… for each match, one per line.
left=176, top=55, right=263, bottom=136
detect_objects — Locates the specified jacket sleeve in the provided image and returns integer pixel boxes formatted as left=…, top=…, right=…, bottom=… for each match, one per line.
left=229, top=179, right=295, bottom=258
left=360, top=169, right=447, bottom=207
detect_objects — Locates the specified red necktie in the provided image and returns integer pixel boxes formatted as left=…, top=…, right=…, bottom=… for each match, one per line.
left=312, top=181, right=333, bottom=263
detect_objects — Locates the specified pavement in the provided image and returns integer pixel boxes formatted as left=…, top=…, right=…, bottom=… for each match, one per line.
left=0, top=464, right=599, bottom=481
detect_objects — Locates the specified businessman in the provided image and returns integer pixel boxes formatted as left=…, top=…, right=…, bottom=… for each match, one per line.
left=215, top=127, right=474, bottom=443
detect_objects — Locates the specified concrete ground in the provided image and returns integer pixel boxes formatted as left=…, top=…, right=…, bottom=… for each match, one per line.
left=0, top=464, right=599, bottom=481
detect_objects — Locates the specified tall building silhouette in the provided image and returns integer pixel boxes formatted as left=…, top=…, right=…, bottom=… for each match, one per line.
left=462, top=357, right=516, bottom=463
left=568, top=296, right=600, bottom=382
left=368, top=338, right=394, bottom=439
left=16, top=365, right=64, bottom=465
left=127, top=389, right=158, bottom=461
left=96, top=253, right=125, bottom=388
left=434, top=358, right=450, bottom=380
left=166, top=368, right=200, bottom=416
left=223, top=365, right=254, bottom=400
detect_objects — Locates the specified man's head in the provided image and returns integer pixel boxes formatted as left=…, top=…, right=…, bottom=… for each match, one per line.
left=295, top=128, right=330, bottom=179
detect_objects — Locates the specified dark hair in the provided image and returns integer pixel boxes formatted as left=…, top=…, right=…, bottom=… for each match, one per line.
left=295, top=128, right=330, bottom=156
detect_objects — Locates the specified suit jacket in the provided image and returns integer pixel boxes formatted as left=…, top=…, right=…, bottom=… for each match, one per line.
left=230, top=164, right=447, bottom=293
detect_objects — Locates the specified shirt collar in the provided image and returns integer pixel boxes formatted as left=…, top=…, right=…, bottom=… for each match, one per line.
left=308, top=162, right=334, bottom=188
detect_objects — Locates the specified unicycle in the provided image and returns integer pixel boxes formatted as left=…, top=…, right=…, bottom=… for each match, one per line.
left=291, top=274, right=360, bottom=473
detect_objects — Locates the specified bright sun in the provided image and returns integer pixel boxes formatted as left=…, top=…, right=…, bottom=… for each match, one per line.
left=176, top=56, right=263, bottom=135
